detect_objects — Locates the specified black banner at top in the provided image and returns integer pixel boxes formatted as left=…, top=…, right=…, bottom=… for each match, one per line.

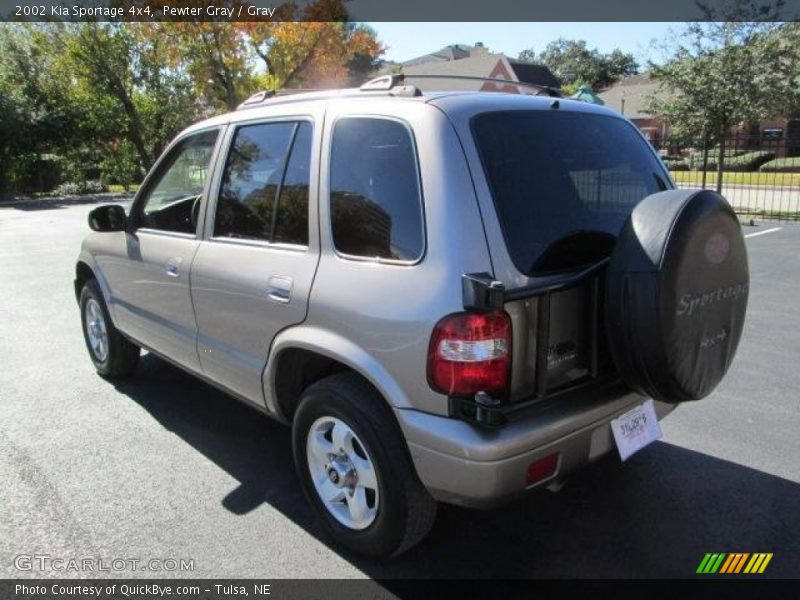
left=2, top=0, right=800, bottom=22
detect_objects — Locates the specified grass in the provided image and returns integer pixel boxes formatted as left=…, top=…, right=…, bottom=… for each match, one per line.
left=107, top=184, right=140, bottom=194
left=670, top=170, right=800, bottom=187
left=759, top=157, right=800, bottom=172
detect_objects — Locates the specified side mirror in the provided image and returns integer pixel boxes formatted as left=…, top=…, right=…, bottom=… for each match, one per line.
left=88, top=205, right=127, bottom=232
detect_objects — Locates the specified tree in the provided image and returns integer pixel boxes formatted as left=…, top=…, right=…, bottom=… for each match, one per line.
left=160, top=22, right=252, bottom=112
left=245, top=2, right=384, bottom=90
left=0, top=11, right=386, bottom=194
left=646, top=18, right=798, bottom=191
left=518, top=39, right=638, bottom=90
left=0, top=21, right=202, bottom=189
left=63, top=23, right=153, bottom=171
left=0, top=23, right=87, bottom=191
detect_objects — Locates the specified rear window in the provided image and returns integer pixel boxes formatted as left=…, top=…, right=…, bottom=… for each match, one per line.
left=473, top=110, right=669, bottom=276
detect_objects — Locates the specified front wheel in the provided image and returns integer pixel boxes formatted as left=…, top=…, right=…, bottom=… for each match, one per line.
left=292, top=373, right=437, bottom=557
left=80, top=278, right=140, bottom=378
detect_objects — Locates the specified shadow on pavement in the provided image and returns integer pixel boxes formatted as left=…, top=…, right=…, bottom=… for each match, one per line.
left=114, top=354, right=800, bottom=579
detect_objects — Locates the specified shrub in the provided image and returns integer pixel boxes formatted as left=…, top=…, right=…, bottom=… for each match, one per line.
left=719, top=151, right=776, bottom=171
left=83, top=179, right=108, bottom=193
left=759, top=157, right=800, bottom=173
left=53, top=182, right=82, bottom=196
left=54, top=179, right=109, bottom=196
left=663, top=158, right=689, bottom=171
left=689, top=150, right=776, bottom=172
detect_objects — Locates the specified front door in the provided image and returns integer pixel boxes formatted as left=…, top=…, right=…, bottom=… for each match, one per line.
left=190, top=117, right=320, bottom=406
left=99, top=128, right=221, bottom=372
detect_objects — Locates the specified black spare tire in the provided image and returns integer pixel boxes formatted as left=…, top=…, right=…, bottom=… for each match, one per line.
left=605, top=189, right=749, bottom=403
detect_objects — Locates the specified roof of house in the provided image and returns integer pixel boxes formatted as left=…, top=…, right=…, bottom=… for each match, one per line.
left=598, top=72, right=669, bottom=119
left=396, top=45, right=559, bottom=92
left=507, top=61, right=561, bottom=89
left=400, top=44, right=477, bottom=67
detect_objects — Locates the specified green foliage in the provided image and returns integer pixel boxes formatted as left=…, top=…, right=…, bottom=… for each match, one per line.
left=685, top=150, right=775, bottom=171
left=647, top=20, right=798, bottom=143
left=646, top=11, right=800, bottom=189
left=759, top=157, right=800, bottom=172
left=0, top=8, right=384, bottom=195
left=518, top=38, right=638, bottom=90
left=100, top=140, right=139, bottom=191
left=710, top=150, right=776, bottom=171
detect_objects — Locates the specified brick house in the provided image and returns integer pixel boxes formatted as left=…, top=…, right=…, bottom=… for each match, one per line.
left=600, top=73, right=800, bottom=156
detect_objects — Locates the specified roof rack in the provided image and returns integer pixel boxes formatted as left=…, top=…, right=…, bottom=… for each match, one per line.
left=235, top=72, right=562, bottom=111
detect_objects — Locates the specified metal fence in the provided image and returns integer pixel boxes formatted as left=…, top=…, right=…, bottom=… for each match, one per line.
left=653, top=134, right=800, bottom=221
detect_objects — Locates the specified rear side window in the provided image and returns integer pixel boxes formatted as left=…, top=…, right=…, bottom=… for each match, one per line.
left=473, top=111, right=669, bottom=276
left=329, top=118, right=424, bottom=262
left=215, top=121, right=311, bottom=245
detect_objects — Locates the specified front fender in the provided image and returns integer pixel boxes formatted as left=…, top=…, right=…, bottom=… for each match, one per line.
left=75, top=248, right=117, bottom=325
left=263, top=325, right=415, bottom=421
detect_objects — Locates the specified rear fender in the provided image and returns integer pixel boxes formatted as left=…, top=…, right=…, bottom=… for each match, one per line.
left=263, top=325, right=413, bottom=422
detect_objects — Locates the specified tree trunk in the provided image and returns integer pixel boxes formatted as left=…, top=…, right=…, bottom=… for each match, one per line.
left=716, top=130, right=726, bottom=194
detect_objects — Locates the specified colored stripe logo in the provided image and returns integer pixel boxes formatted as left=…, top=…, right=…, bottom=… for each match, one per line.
left=696, top=553, right=773, bottom=574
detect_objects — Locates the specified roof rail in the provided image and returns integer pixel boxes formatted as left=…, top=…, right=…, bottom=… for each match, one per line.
left=237, top=88, right=329, bottom=110
left=236, top=80, right=422, bottom=110
left=234, top=71, right=561, bottom=112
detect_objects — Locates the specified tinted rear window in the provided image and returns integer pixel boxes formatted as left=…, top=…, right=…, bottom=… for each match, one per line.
left=473, top=111, right=669, bottom=276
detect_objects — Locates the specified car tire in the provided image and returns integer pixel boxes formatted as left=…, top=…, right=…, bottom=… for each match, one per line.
left=292, top=372, right=437, bottom=557
left=605, top=189, right=749, bottom=402
left=80, top=278, right=140, bottom=378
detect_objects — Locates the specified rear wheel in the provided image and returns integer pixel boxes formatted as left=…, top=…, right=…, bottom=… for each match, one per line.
left=80, top=278, right=140, bottom=378
left=292, top=372, right=437, bottom=557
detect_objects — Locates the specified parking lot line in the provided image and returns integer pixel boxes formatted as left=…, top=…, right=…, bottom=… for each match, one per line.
left=744, top=227, right=782, bottom=238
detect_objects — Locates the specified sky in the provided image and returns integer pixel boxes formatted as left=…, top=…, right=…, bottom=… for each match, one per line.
left=368, top=22, right=681, bottom=65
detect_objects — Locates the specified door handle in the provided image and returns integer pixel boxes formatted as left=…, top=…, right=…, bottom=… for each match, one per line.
left=165, top=257, right=182, bottom=278
left=266, top=276, right=293, bottom=303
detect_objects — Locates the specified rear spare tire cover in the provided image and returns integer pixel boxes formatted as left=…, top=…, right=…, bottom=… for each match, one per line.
left=605, top=189, right=749, bottom=403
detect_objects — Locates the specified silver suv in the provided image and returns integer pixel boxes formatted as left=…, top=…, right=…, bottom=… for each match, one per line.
left=76, top=76, right=750, bottom=557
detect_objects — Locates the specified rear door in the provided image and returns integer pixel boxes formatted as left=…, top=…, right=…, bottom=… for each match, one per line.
left=190, top=114, right=320, bottom=407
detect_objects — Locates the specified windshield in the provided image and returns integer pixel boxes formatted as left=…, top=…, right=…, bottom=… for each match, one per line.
left=472, top=110, right=670, bottom=276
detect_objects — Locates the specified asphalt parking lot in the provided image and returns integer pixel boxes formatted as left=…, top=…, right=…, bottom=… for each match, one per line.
left=1, top=197, right=798, bottom=581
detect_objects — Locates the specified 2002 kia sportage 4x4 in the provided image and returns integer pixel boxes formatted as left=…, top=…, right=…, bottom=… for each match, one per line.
left=76, top=75, right=750, bottom=557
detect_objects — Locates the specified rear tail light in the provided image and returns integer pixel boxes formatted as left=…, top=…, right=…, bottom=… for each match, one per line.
left=427, top=311, right=512, bottom=396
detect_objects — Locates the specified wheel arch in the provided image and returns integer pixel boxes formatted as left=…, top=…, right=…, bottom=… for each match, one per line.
left=264, top=326, right=415, bottom=423
left=74, top=261, right=95, bottom=302
left=74, top=256, right=118, bottom=325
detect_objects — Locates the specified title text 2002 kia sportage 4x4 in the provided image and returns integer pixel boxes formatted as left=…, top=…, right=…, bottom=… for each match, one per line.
left=76, top=75, right=749, bottom=557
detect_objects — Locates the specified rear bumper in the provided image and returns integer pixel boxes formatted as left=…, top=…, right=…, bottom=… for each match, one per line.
left=394, top=382, right=676, bottom=508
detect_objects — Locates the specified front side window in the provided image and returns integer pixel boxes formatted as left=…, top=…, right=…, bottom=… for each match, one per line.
left=329, top=118, right=424, bottom=262
left=138, top=129, right=219, bottom=234
left=214, top=121, right=311, bottom=245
